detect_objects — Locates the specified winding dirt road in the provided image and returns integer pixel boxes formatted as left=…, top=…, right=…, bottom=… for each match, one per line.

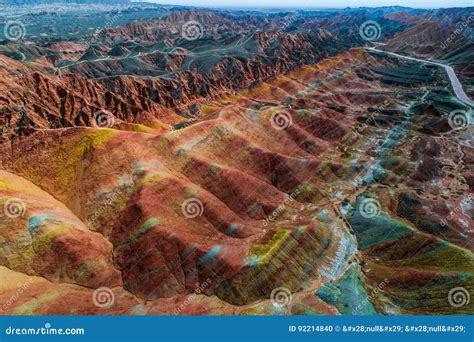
left=366, top=47, right=474, bottom=107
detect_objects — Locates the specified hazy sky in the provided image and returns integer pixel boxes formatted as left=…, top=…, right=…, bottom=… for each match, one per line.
left=152, top=0, right=473, bottom=8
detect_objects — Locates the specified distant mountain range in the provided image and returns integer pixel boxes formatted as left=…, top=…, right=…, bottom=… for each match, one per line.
left=1, top=0, right=131, bottom=4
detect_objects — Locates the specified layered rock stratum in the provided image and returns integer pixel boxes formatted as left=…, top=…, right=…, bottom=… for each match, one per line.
left=0, top=5, right=473, bottom=315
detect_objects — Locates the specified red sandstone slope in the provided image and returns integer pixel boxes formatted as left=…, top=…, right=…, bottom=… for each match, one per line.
left=0, top=54, right=179, bottom=135
left=0, top=49, right=370, bottom=312
left=1, top=9, right=371, bottom=138
left=1, top=47, right=472, bottom=315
